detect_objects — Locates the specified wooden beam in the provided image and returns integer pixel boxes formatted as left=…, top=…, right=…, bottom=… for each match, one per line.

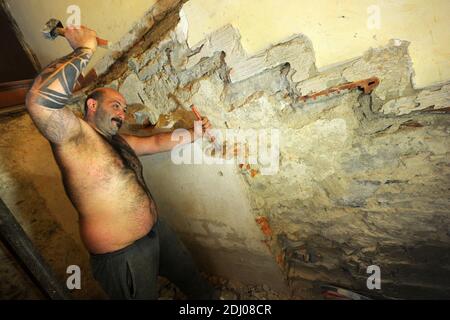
left=0, top=197, right=72, bottom=300
left=0, top=79, right=32, bottom=110
left=0, top=0, right=41, bottom=73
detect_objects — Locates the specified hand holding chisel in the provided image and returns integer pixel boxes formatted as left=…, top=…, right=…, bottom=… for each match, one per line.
left=190, top=105, right=222, bottom=151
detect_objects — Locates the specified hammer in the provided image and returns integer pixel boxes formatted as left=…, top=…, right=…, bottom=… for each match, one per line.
left=42, top=18, right=109, bottom=49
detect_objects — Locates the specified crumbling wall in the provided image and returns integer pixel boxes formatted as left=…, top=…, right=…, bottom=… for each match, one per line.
left=91, top=11, right=449, bottom=299
left=2, top=3, right=448, bottom=299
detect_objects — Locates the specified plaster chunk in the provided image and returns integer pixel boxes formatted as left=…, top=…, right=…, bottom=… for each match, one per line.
left=119, top=73, right=148, bottom=105
left=226, top=96, right=283, bottom=128
left=187, top=26, right=316, bottom=84
left=138, top=55, right=168, bottom=81
left=342, top=39, right=415, bottom=105
left=119, top=73, right=159, bottom=124
left=178, top=51, right=226, bottom=86
left=416, top=84, right=450, bottom=111
left=143, top=70, right=179, bottom=117
left=186, top=24, right=247, bottom=70
left=223, top=63, right=290, bottom=111
left=381, top=83, right=450, bottom=115
left=231, top=35, right=317, bottom=83
left=296, top=59, right=356, bottom=95
left=381, top=96, right=419, bottom=115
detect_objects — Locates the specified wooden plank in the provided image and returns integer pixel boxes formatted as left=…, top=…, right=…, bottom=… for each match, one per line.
left=0, top=79, right=33, bottom=109
left=0, top=197, right=72, bottom=300
left=0, top=0, right=41, bottom=74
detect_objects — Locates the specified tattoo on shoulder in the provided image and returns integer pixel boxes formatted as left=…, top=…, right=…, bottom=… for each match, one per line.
left=32, top=48, right=92, bottom=109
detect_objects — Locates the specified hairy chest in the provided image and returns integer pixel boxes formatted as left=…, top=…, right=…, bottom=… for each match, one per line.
left=53, top=133, right=148, bottom=197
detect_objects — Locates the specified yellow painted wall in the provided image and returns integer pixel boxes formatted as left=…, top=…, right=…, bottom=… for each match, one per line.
left=183, top=0, right=450, bottom=88
left=5, top=0, right=157, bottom=70
left=5, top=0, right=449, bottom=88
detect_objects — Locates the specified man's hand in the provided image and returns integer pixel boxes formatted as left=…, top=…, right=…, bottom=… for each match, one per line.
left=64, top=25, right=97, bottom=53
left=192, top=116, right=212, bottom=141
left=200, top=116, right=212, bottom=133
left=122, top=116, right=214, bottom=156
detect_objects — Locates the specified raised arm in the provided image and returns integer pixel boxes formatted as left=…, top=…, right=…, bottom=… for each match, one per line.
left=26, top=26, right=97, bottom=145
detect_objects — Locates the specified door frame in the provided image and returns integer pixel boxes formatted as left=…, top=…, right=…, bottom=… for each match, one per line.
left=0, top=0, right=40, bottom=112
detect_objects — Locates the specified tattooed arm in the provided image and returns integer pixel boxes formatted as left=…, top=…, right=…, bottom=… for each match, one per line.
left=26, top=26, right=97, bottom=144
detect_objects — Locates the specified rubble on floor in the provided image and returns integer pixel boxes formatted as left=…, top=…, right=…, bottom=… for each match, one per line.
left=158, top=274, right=294, bottom=300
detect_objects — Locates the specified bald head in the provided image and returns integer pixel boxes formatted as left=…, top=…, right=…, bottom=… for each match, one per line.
left=84, top=88, right=125, bottom=117
left=84, top=87, right=128, bottom=137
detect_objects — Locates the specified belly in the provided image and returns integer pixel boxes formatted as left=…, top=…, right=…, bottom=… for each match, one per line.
left=64, top=170, right=157, bottom=254
left=79, top=209, right=154, bottom=254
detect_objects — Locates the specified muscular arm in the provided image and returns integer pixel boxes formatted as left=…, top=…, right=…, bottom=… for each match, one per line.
left=122, top=117, right=211, bottom=156
left=26, top=47, right=93, bottom=144
left=26, top=26, right=97, bottom=144
left=122, top=128, right=197, bottom=156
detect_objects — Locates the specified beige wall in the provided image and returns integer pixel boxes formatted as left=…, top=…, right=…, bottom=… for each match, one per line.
left=5, top=0, right=157, bottom=70
left=141, top=150, right=287, bottom=290
left=0, top=113, right=105, bottom=299
left=183, top=0, right=450, bottom=88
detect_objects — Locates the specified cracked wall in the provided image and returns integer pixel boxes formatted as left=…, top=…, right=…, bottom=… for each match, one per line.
left=87, top=10, right=450, bottom=299
left=1, top=1, right=449, bottom=299
left=183, top=0, right=450, bottom=88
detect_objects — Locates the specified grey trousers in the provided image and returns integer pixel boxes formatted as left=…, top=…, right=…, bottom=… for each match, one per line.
left=90, top=218, right=215, bottom=300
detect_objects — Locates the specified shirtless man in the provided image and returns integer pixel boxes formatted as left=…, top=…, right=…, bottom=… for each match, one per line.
left=26, top=25, right=215, bottom=299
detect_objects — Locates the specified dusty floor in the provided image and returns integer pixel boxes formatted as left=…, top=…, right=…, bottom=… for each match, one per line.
left=158, top=274, right=294, bottom=300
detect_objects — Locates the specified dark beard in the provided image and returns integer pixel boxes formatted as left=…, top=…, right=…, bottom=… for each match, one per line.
left=94, top=109, right=121, bottom=136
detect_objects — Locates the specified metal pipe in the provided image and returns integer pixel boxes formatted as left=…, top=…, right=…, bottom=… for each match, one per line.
left=0, top=197, right=71, bottom=300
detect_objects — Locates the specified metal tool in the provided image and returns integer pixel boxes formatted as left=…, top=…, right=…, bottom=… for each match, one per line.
left=298, top=77, right=380, bottom=102
left=42, top=18, right=109, bottom=48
